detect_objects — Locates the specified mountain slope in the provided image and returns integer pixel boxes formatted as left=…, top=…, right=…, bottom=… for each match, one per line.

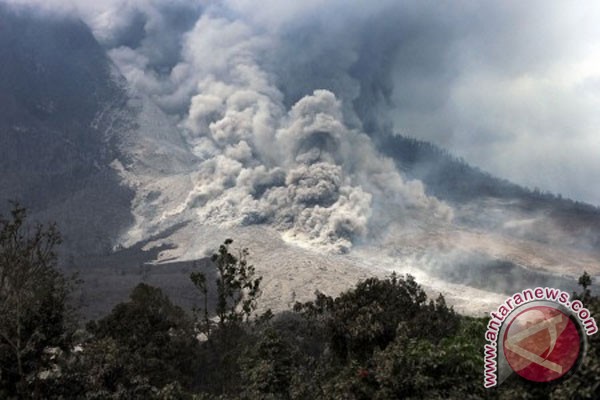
left=0, top=5, right=193, bottom=256
left=0, top=4, right=135, bottom=255
left=1, top=6, right=599, bottom=317
left=378, top=134, right=600, bottom=247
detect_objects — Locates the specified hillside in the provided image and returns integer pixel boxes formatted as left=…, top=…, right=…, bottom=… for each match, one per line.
left=0, top=4, right=134, bottom=254
left=1, top=5, right=600, bottom=318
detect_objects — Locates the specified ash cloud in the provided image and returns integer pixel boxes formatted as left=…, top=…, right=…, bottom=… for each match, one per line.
left=9, top=1, right=600, bottom=206
left=9, top=0, right=600, bottom=252
left=109, top=5, right=449, bottom=252
left=171, top=20, right=449, bottom=251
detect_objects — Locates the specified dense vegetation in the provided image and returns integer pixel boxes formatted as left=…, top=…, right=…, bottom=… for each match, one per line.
left=1, top=204, right=599, bottom=399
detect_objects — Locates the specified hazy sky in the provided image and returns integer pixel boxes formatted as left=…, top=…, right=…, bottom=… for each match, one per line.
left=8, top=0, right=600, bottom=205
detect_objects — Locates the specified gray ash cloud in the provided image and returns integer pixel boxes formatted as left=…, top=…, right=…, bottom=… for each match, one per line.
left=8, top=0, right=599, bottom=252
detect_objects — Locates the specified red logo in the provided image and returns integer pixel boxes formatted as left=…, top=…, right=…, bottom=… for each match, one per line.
left=503, top=305, right=581, bottom=382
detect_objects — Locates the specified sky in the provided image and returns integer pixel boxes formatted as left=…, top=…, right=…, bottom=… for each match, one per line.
left=7, top=0, right=600, bottom=206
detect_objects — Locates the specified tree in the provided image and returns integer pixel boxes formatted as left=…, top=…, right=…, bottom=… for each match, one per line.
left=191, top=239, right=262, bottom=334
left=0, top=203, right=73, bottom=397
left=577, top=271, right=593, bottom=303
left=370, top=329, right=484, bottom=400
left=294, top=273, right=445, bottom=362
left=188, top=240, right=266, bottom=396
left=87, top=283, right=200, bottom=393
left=240, top=328, right=299, bottom=399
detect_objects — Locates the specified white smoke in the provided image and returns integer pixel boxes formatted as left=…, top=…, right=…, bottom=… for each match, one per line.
left=4, top=0, right=452, bottom=252
left=116, top=10, right=450, bottom=253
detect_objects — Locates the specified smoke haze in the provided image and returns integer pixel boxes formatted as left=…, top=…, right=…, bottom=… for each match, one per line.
left=7, top=0, right=600, bottom=205
left=4, top=0, right=600, bottom=252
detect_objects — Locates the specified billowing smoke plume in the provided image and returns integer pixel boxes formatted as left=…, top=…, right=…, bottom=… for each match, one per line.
left=9, top=0, right=600, bottom=206
left=159, top=11, right=451, bottom=251
left=5, top=0, right=452, bottom=252
left=106, top=5, right=450, bottom=252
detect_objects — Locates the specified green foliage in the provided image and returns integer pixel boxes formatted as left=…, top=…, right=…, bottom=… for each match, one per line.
left=34, top=283, right=202, bottom=399
left=371, top=325, right=484, bottom=399
left=86, top=283, right=200, bottom=394
left=191, top=239, right=263, bottom=333
left=3, top=221, right=600, bottom=399
left=294, top=273, right=460, bottom=362
left=239, top=328, right=298, bottom=399
left=0, top=202, right=75, bottom=398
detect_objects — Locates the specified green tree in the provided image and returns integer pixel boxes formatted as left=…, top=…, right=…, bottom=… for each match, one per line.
left=371, top=330, right=484, bottom=400
left=0, top=203, right=74, bottom=398
left=294, top=273, right=458, bottom=362
left=191, top=239, right=262, bottom=334
left=240, top=328, right=298, bottom=399
left=86, top=283, right=199, bottom=395
left=188, top=240, right=264, bottom=396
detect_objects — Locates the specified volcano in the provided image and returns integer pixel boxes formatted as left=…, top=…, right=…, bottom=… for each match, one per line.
left=1, top=4, right=599, bottom=319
